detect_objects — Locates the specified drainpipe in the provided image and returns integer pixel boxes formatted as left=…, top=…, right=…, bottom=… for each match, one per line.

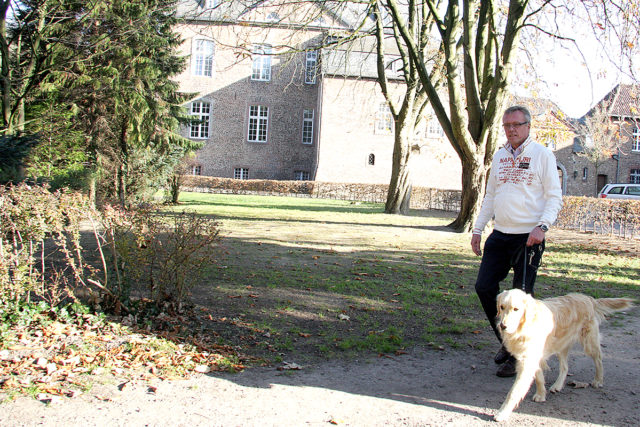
left=612, top=148, right=620, bottom=183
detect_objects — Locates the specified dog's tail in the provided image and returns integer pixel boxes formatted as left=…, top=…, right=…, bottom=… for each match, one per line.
left=594, top=297, right=634, bottom=320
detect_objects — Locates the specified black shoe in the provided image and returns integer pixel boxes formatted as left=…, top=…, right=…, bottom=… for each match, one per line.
left=494, top=346, right=510, bottom=364
left=496, top=357, right=517, bottom=377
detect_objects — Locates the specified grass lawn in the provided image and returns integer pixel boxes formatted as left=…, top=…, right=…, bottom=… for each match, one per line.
left=160, top=192, right=640, bottom=364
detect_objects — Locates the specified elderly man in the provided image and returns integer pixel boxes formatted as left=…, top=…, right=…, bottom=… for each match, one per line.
left=471, top=105, right=563, bottom=377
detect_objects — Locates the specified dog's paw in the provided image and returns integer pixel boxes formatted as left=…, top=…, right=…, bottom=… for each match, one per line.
left=549, top=384, right=563, bottom=393
left=533, top=392, right=546, bottom=402
left=591, top=380, right=603, bottom=388
left=494, top=410, right=511, bottom=422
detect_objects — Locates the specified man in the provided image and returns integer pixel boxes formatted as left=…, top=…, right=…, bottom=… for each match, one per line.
left=471, top=105, right=563, bottom=377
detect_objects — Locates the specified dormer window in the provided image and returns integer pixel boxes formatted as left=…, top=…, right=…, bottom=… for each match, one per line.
left=266, top=12, right=280, bottom=22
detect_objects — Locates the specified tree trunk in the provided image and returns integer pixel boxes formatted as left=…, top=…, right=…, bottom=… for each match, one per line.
left=449, top=159, right=487, bottom=232
left=385, top=120, right=413, bottom=214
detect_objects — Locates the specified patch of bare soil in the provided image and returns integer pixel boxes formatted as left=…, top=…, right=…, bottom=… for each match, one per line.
left=1, top=307, right=638, bottom=426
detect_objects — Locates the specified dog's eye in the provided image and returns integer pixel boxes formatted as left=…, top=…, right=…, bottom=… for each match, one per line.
left=513, top=307, right=519, bottom=311
left=500, top=305, right=504, bottom=310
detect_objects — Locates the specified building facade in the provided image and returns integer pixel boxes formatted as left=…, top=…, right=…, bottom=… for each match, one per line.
left=174, top=1, right=637, bottom=198
left=174, top=0, right=463, bottom=191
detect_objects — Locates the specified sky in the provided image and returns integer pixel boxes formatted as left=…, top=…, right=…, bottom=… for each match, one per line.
left=512, top=1, right=638, bottom=119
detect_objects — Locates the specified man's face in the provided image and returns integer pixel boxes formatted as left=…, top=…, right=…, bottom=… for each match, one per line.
left=502, top=111, right=530, bottom=148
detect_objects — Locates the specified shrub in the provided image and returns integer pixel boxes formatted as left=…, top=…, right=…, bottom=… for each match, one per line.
left=101, top=206, right=221, bottom=309
left=0, top=184, right=94, bottom=306
left=557, top=196, right=640, bottom=238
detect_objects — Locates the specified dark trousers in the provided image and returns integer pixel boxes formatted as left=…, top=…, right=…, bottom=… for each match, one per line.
left=475, top=230, right=545, bottom=342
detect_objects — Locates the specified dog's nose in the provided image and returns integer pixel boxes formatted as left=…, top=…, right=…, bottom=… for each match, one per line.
left=499, top=323, right=507, bottom=330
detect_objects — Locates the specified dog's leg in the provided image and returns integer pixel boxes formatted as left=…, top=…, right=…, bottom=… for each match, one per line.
left=494, top=359, right=538, bottom=422
left=582, top=322, right=604, bottom=388
left=532, top=368, right=546, bottom=402
left=550, top=348, right=570, bottom=393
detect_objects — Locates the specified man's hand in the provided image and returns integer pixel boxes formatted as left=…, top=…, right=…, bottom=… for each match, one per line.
left=527, top=226, right=545, bottom=247
left=471, top=234, right=482, bottom=256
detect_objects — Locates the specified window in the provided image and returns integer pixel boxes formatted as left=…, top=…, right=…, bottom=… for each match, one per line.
left=204, top=0, right=219, bottom=8
left=191, top=165, right=202, bottom=176
left=251, top=44, right=272, bottom=81
left=305, top=51, right=317, bottom=84
left=234, top=168, right=249, bottom=180
left=633, top=128, right=640, bottom=152
left=248, top=105, right=268, bottom=142
left=368, top=153, right=375, bottom=166
left=266, top=12, right=280, bottom=22
left=294, top=170, right=310, bottom=181
left=375, top=103, right=393, bottom=134
left=582, top=167, right=588, bottom=180
left=631, top=169, right=640, bottom=184
left=189, top=101, right=210, bottom=139
left=427, top=118, right=444, bottom=138
left=302, top=109, right=314, bottom=144
left=192, top=39, right=214, bottom=77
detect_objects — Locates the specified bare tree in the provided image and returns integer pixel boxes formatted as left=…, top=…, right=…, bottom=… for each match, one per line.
left=578, top=100, right=628, bottom=194
left=371, top=1, right=444, bottom=214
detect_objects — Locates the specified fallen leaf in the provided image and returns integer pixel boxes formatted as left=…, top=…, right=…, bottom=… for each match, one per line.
left=338, top=314, right=350, bottom=321
left=194, top=365, right=210, bottom=373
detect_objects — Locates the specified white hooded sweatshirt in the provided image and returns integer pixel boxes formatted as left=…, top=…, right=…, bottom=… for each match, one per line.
left=472, top=137, right=563, bottom=235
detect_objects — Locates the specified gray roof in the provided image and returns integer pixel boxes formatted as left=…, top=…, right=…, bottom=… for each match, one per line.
left=176, top=0, right=371, bottom=31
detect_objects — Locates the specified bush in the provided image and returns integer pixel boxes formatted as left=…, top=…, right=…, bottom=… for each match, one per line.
left=1, top=184, right=222, bottom=315
left=0, top=184, right=94, bottom=306
left=101, top=206, right=221, bottom=309
left=557, top=196, right=640, bottom=238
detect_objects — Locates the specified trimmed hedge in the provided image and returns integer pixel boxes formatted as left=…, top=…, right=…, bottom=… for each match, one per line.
left=556, top=196, right=640, bottom=238
left=181, top=176, right=640, bottom=238
left=181, top=175, right=462, bottom=211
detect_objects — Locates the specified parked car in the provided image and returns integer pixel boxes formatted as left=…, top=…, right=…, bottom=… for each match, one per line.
left=598, top=183, right=640, bottom=200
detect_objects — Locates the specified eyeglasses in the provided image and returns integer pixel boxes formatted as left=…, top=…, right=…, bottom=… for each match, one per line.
left=502, top=122, right=529, bottom=130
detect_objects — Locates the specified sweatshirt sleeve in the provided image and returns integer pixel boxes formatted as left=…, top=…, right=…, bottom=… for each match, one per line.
left=472, top=157, right=497, bottom=235
left=538, top=149, right=563, bottom=228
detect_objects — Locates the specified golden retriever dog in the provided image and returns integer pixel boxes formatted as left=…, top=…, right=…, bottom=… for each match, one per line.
left=493, top=288, right=634, bottom=422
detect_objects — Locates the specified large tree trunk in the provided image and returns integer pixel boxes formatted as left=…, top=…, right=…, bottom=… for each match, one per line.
left=385, top=118, right=414, bottom=214
left=450, top=159, right=488, bottom=232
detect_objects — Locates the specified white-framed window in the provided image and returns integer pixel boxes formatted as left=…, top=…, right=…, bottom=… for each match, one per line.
left=305, top=51, right=317, bottom=84
left=294, top=170, right=310, bottom=181
left=630, top=169, right=640, bottom=184
left=191, top=165, right=202, bottom=175
left=251, top=44, right=272, bottom=81
left=375, top=103, right=393, bottom=134
left=426, top=118, right=444, bottom=138
left=633, top=127, right=640, bottom=152
left=234, top=168, right=249, bottom=180
left=583, top=167, right=588, bottom=180
left=204, top=0, right=219, bottom=8
left=192, top=39, right=214, bottom=77
left=368, top=153, right=375, bottom=166
left=266, top=12, right=280, bottom=22
left=302, top=109, right=314, bottom=144
left=248, top=105, right=268, bottom=142
left=189, top=101, right=210, bottom=139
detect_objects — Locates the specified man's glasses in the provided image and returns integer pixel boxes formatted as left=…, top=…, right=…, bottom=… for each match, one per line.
left=502, top=122, right=529, bottom=130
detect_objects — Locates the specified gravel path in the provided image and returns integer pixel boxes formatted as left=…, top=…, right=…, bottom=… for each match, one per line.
left=2, top=309, right=638, bottom=427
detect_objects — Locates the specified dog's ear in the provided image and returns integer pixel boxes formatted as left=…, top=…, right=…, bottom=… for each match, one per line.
left=516, top=294, right=530, bottom=333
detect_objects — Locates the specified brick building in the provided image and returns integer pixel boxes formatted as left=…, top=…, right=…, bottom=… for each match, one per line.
left=174, top=1, right=637, bottom=198
left=173, top=0, right=462, bottom=190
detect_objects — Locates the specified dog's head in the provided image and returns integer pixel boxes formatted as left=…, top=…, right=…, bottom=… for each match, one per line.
left=496, top=289, right=533, bottom=336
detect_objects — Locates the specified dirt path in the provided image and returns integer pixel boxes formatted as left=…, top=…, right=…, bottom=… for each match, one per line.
left=2, top=307, right=638, bottom=426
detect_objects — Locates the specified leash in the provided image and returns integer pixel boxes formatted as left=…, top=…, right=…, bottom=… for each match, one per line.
left=522, top=245, right=527, bottom=291
left=522, top=244, right=537, bottom=292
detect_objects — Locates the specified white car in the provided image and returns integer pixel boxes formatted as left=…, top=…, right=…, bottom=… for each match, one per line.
left=598, top=183, right=640, bottom=200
